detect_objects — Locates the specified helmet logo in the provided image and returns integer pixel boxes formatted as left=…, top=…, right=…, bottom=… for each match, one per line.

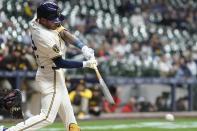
left=57, top=9, right=61, bottom=17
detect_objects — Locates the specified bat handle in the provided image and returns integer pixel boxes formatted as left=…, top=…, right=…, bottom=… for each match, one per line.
left=93, top=66, right=101, bottom=78
left=90, top=57, right=99, bottom=74
left=93, top=66, right=98, bottom=72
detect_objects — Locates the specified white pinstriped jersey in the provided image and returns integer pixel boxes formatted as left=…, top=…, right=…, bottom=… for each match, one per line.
left=30, top=21, right=66, bottom=68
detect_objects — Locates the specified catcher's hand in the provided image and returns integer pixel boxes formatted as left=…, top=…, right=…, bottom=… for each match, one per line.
left=0, top=89, right=23, bottom=119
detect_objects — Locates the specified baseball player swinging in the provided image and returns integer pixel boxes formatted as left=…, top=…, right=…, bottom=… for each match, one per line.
left=0, top=2, right=97, bottom=131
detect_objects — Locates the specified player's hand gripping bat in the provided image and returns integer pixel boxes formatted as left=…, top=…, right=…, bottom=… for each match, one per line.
left=93, top=66, right=115, bottom=104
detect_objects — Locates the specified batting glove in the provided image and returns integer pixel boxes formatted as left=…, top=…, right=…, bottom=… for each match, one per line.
left=82, top=46, right=95, bottom=60
left=83, top=59, right=98, bottom=69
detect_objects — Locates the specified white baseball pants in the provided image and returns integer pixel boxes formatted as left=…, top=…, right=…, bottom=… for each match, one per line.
left=7, top=68, right=77, bottom=131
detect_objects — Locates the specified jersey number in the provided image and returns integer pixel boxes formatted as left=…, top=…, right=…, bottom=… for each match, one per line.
left=31, top=35, right=37, bottom=51
left=31, top=36, right=40, bottom=65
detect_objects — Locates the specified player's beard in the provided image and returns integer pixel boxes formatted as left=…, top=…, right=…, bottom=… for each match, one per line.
left=46, top=21, right=61, bottom=30
left=52, top=23, right=61, bottom=30
left=48, top=24, right=59, bottom=30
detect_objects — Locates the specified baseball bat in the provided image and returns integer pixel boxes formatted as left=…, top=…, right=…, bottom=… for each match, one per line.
left=93, top=66, right=115, bottom=104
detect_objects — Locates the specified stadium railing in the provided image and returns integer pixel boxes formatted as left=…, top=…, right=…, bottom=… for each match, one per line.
left=0, top=70, right=196, bottom=111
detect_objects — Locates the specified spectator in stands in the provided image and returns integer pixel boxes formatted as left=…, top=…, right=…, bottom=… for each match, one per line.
left=186, top=56, right=197, bottom=77
left=136, top=96, right=156, bottom=112
left=2, top=44, right=31, bottom=71
left=158, top=54, right=172, bottom=77
left=121, top=96, right=137, bottom=113
left=105, top=29, right=116, bottom=43
left=176, top=96, right=188, bottom=111
left=117, top=0, right=134, bottom=17
left=0, top=28, right=7, bottom=45
left=69, top=81, right=92, bottom=119
left=0, top=44, right=12, bottom=90
left=103, top=85, right=121, bottom=113
left=96, top=40, right=110, bottom=58
left=150, top=34, right=163, bottom=56
left=23, top=1, right=34, bottom=20
left=74, top=13, right=86, bottom=34
left=155, top=92, right=170, bottom=111
left=175, top=57, right=192, bottom=78
left=22, top=44, right=37, bottom=70
left=85, top=15, right=98, bottom=34
left=0, top=48, right=4, bottom=69
left=114, top=37, right=131, bottom=56
left=89, top=85, right=102, bottom=116
left=130, top=8, right=145, bottom=27
left=192, top=46, right=197, bottom=64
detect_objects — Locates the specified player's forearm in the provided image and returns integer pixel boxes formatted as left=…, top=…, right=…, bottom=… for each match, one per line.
left=59, top=29, right=85, bottom=49
left=65, top=34, right=87, bottom=49
left=53, top=57, right=83, bottom=68
left=58, top=28, right=95, bottom=59
left=53, top=56, right=97, bottom=69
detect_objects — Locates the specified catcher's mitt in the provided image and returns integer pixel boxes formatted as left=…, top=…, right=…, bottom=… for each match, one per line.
left=0, top=89, right=23, bottom=119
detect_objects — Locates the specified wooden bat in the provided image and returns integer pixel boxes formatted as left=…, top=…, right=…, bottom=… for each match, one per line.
left=93, top=66, right=115, bottom=104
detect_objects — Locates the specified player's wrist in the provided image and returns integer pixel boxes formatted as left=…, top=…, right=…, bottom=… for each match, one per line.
left=72, top=39, right=84, bottom=49
left=81, top=45, right=88, bottom=52
left=82, top=46, right=95, bottom=60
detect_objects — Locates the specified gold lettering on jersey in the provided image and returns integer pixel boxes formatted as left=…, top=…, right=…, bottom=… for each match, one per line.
left=52, top=44, right=60, bottom=53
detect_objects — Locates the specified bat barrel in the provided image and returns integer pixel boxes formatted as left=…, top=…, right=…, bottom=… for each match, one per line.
left=94, top=66, right=115, bottom=104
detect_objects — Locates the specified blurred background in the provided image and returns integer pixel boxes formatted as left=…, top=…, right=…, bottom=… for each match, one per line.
left=0, top=0, right=197, bottom=120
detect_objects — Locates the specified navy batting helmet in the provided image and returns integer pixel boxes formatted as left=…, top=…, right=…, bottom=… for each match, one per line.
left=37, top=2, right=64, bottom=23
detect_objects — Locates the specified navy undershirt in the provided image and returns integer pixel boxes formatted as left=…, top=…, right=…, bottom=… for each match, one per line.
left=53, top=57, right=83, bottom=68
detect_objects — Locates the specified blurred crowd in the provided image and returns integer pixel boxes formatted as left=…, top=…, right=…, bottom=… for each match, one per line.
left=0, top=0, right=197, bottom=118
left=0, top=0, right=196, bottom=77
left=67, top=81, right=189, bottom=119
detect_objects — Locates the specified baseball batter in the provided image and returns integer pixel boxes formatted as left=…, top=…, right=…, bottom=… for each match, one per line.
left=1, top=2, right=97, bottom=131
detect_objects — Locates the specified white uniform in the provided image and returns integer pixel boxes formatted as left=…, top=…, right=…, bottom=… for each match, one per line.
left=7, top=21, right=77, bottom=131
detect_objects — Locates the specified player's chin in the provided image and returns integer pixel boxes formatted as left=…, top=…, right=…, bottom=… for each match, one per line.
left=47, top=22, right=60, bottom=30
